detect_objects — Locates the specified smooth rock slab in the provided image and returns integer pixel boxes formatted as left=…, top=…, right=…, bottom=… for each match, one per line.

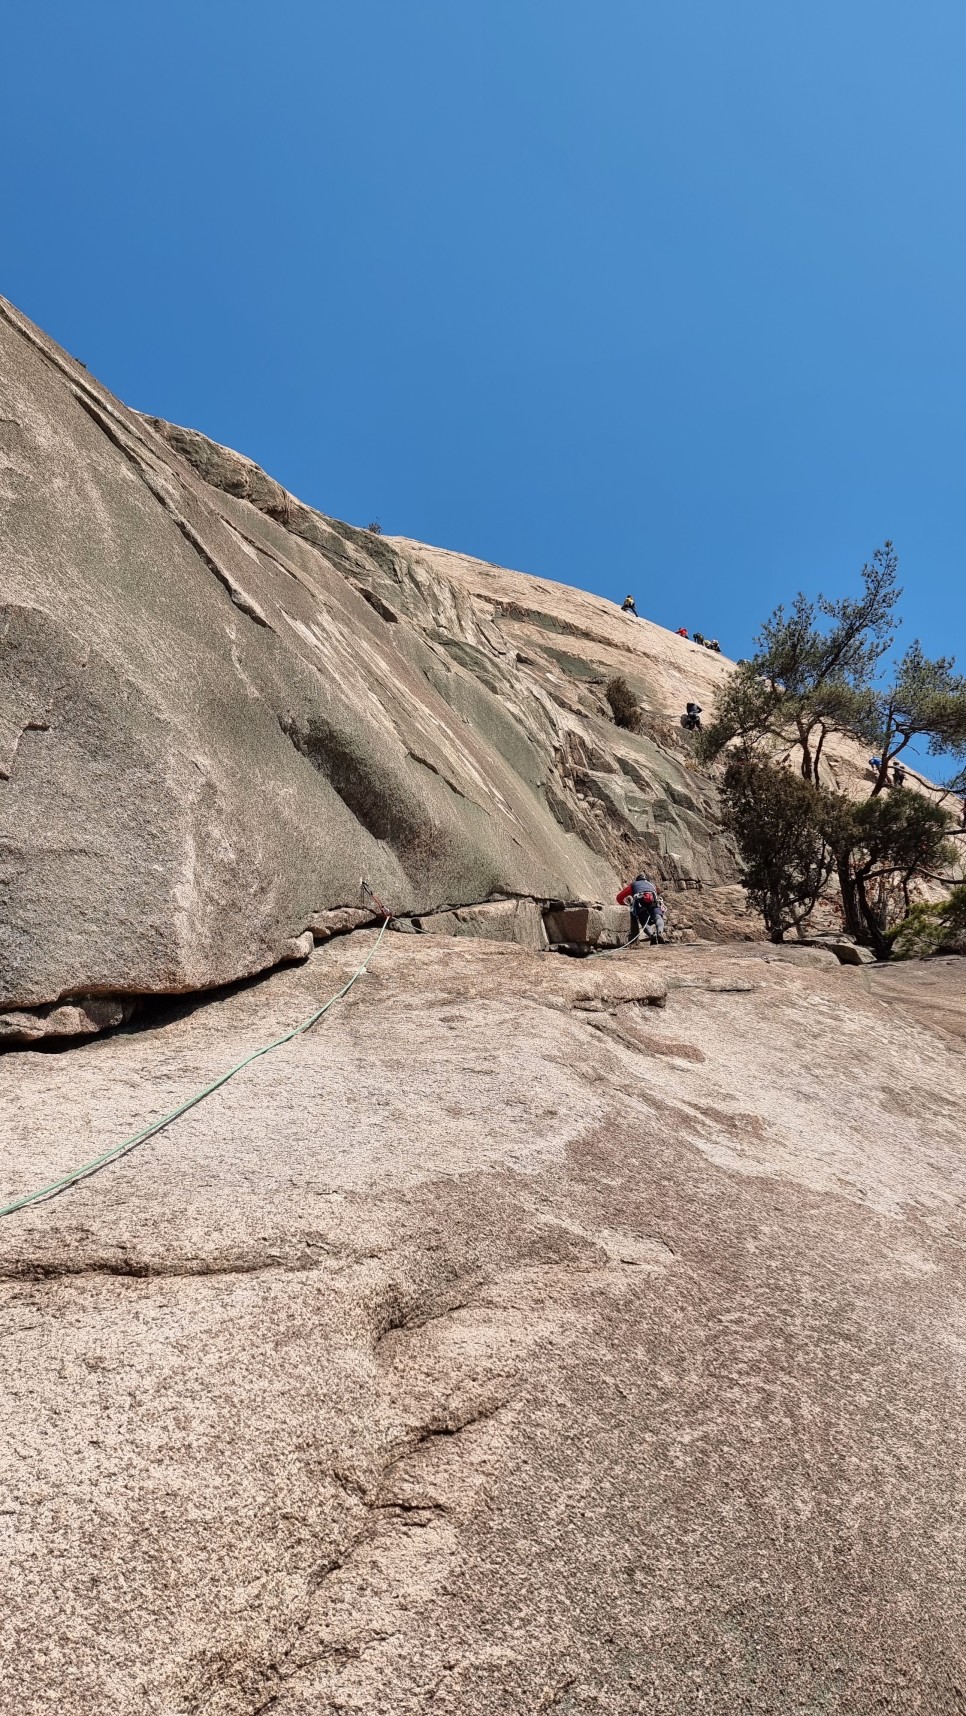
left=0, top=939, right=964, bottom=1714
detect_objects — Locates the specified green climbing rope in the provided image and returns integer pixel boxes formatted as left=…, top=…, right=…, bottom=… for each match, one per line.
left=0, top=918, right=390, bottom=1220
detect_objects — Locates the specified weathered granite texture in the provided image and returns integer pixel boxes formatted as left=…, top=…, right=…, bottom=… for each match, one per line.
left=1, top=295, right=748, bottom=1032
left=2, top=938, right=964, bottom=1713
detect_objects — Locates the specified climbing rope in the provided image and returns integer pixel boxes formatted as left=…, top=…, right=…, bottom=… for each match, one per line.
left=0, top=917, right=390, bottom=1220
left=587, top=929, right=642, bottom=959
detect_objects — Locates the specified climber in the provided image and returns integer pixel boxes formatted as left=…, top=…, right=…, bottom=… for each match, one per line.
left=684, top=701, right=703, bottom=731
left=676, top=626, right=689, bottom=639
left=892, top=762, right=907, bottom=789
left=621, top=595, right=639, bottom=617
left=692, top=631, right=705, bottom=646
left=707, top=638, right=721, bottom=653
left=616, top=875, right=667, bottom=946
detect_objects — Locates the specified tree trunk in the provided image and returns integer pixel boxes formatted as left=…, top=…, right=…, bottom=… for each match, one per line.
left=837, top=856, right=865, bottom=943
left=796, top=714, right=814, bottom=781
left=812, top=724, right=828, bottom=790
left=855, top=875, right=891, bottom=959
left=870, top=759, right=891, bottom=798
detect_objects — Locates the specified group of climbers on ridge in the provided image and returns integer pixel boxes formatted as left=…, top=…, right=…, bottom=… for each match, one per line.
left=868, top=756, right=909, bottom=790
left=616, top=597, right=708, bottom=737
left=620, top=596, right=720, bottom=651
left=624, top=597, right=720, bottom=648
left=678, top=627, right=721, bottom=652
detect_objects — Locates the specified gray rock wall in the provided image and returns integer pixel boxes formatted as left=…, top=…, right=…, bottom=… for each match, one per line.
left=0, top=296, right=743, bottom=1023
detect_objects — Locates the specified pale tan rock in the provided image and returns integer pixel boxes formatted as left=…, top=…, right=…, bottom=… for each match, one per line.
left=280, top=930, right=315, bottom=963
left=0, top=938, right=964, bottom=1713
left=401, top=898, right=549, bottom=950
left=0, top=996, right=132, bottom=1044
left=543, top=904, right=603, bottom=945
left=309, top=906, right=378, bottom=940
left=764, top=945, right=842, bottom=969
left=825, top=940, right=878, bottom=965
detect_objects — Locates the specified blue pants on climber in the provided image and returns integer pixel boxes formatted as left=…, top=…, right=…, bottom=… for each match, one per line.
left=616, top=876, right=667, bottom=945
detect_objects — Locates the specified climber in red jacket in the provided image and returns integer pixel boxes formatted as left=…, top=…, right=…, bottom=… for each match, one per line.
left=616, top=875, right=667, bottom=946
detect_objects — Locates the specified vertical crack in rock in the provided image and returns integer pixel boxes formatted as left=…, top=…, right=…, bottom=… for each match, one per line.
left=70, top=390, right=273, bottom=628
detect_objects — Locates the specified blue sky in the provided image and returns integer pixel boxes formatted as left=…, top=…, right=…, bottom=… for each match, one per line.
left=3, top=0, right=964, bottom=666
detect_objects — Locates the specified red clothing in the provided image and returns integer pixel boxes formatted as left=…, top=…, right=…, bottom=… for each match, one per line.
left=677, top=627, right=688, bottom=637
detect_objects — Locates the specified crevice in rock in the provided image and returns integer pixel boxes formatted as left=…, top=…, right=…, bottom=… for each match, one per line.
left=181, top=1340, right=513, bottom=1714
left=71, top=390, right=273, bottom=628
left=359, top=588, right=399, bottom=623
left=0, top=909, right=384, bottom=1054
left=0, top=716, right=50, bottom=782
left=373, top=1295, right=474, bottom=1353
left=0, top=1247, right=341, bottom=1285
left=381, top=1394, right=512, bottom=1479
left=406, top=748, right=471, bottom=801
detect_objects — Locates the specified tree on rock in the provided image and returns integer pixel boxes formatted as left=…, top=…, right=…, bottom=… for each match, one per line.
left=720, top=753, right=838, bottom=941
left=863, top=641, right=966, bottom=796
left=700, top=543, right=966, bottom=951
left=891, top=883, right=966, bottom=958
left=830, top=789, right=956, bottom=957
left=699, top=543, right=900, bottom=786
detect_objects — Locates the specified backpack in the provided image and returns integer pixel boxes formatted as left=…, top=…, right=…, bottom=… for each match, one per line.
left=638, top=890, right=656, bottom=907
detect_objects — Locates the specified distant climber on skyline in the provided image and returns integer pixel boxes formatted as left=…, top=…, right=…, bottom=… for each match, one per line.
left=621, top=594, right=639, bottom=616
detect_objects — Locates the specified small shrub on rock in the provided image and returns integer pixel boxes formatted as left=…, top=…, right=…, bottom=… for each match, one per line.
left=890, top=884, right=966, bottom=958
left=605, top=676, right=643, bottom=733
left=366, top=521, right=382, bottom=534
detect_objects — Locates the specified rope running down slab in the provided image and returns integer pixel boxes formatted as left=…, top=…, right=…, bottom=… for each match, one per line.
left=0, top=918, right=390, bottom=1220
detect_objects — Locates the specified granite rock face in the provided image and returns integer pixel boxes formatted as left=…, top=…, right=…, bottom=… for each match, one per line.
left=2, top=938, right=965, bottom=1714
left=0, top=297, right=751, bottom=1027
left=0, top=298, right=752, bottom=1022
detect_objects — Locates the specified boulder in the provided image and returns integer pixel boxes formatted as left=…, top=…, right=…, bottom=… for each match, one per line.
left=825, top=942, right=878, bottom=966
left=0, top=996, right=133, bottom=1045
left=309, top=907, right=379, bottom=941
left=543, top=904, right=604, bottom=946
left=0, top=296, right=616, bottom=1011
left=764, top=947, right=843, bottom=970
left=543, top=903, right=630, bottom=949
left=397, top=898, right=549, bottom=950
left=280, top=931, right=315, bottom=963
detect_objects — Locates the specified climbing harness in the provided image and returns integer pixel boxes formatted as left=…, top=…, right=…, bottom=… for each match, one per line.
left=0, top=917, right=390, bottom=1220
